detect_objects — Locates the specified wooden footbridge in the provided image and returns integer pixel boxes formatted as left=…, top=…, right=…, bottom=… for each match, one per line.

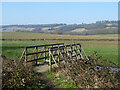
left=20, top=43, right=89, bottom=71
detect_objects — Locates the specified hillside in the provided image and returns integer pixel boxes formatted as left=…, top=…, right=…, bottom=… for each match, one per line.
left=2, top=20, right=118, bottom=35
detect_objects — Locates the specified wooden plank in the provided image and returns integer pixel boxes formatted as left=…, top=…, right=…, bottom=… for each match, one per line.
left=38, top=47, right=45, bottom=59
left=26, top=50, right=49, bottom=56
left=81, top=46, right=89, bottom=60
left=78, top=44, right=84, bottom=59
left=50, top=51, right=58, bottom=67
left=49, top=48, right=52, bottom=72
left=27, top=56, right=49, bottom=62
left=25, top=43, right=84, bottom=65
left=35, top=47, right=38, bottom=65
left=50, top=47, right=65, bottom=51
left=20, top=49, right=25, bottom=60
left=75, top=45, right=81, bottom=60
left=59, top=49, right=64, bottom=58
left=70, top=45, right=73, bottom=59
left=26, top=47, right=66, bottom=56
left=25, top=47, right=27, bottom=62
left=50, top=44, right=80, bottom=50
left=75, top=44, right=79, bottom=60
left=65, top=46, right=71, bottom=59
left=72, top=53, right=81, bottom=57
left=49, top=48, right=58, bottom=67
left=57, top=46, right=60, bottom=65
left=72, top=45, right=77, bottom=60
left=26, top=43, right=64, bottom=48
left=44, top=46, right=46, bottom=62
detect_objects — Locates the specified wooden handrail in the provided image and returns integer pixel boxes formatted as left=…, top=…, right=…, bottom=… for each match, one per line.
left=26, top=43, right=64, bottom=48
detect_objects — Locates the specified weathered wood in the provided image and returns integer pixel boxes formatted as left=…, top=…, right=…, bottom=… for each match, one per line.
left=26, top=50, right=49, bottom=56
left=35, top=47, right=38, bottom=65
left=75, top=45, right=79, bottom=60
left=70, top=45, right=73, bottom=59
left=22, top=43, right=90, bottom=70
left=51, top=45, right=65, bottom=50
left=49, top=49, right=51, bottom=71
left=50, top=44, right=80, bottom=50
left=71, top=54, right=80, bottom=57
left=38, top=47, right=45, bottom=58
left=25, top=47, right=27, bottom=65
left=72, top=45, right=77, bottom=60
left=27, top=53, right=68, bottom=62
left=64, top=46, right=71, bottom=59
left=26, top=46, right=66, bottom=56
left=75, top=45, right=81, bottom=59
left=20, top=49, right=25, bottom=60
left=27, top=56, right=49, bottom=62
left=49, top=49, right=58, bottom=67
left=59, top=49, right=64, bottom=58
left=44, top=46, right=46, bottom=62
left=57, top=46, right=60, bottom=65
left=81, top=46, right=89, bottom=60
left=79, top=44, right=84, bottom=59
left=26, top=43, right=64, bottom=48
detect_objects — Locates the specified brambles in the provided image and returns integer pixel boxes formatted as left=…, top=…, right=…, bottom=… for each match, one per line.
left=2, top=55, right=46, bottom=89
left=52, top=53, right=119, bottom=88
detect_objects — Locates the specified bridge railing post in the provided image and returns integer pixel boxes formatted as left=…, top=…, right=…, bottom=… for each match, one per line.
left=57, top=46, right=60, bottom=65
left=49, top=48, right=52, bottom=72
left=35, top=47, right=38, bottom=65
left=44, top=46, right=46, bottom=63
left=24, top=47, right=27, bottom=65
left=79, top=44, right=84, bottom=59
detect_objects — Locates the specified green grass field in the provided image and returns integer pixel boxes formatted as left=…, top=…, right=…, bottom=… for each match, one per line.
left=1, top=32, right=118, bottom=65
left=1, top=32, right=118, bottom=39
left=1, top=32, right=119, bottom=88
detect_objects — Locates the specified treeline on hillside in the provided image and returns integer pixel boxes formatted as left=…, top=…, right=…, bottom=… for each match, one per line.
left=2, top=20, right=118, bottom=35
left=42, top=28, right=118, bottom=35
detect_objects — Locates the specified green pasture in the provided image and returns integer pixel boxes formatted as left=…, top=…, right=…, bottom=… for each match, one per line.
left=1, top=32, right=118, bottom=40
left=1, top=32, right=119, bottom=88
left=2, top=40, right=118, bottom=65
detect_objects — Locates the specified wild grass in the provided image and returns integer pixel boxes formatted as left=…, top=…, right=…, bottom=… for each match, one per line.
left=2, top=40, right=118, bottom=65
left=1, top=32, right=118, bottom=39
left=44, top=72, right=78, bottom=88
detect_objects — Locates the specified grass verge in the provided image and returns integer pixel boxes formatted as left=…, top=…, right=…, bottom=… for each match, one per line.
left=44, top=71, right=78, bottom=88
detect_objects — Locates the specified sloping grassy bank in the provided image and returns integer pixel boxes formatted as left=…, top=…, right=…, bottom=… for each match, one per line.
left=45, top=55, right=120, bottom=88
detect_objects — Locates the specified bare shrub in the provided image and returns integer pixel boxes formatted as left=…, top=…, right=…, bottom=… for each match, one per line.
left=52, top=54, right=119, bottom=88
left=2, top=55, right=41, bottom=89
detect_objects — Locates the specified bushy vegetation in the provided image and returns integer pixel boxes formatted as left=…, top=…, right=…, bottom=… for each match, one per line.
left=52, top=53, right=120, bottom=88
left=2, top=55, right=47, bottom=89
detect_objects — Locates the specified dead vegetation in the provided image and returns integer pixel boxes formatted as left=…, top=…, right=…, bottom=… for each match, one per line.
left=52, top=53, right=120, bottom=88
left=2, top=55, right=47, bottom=89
